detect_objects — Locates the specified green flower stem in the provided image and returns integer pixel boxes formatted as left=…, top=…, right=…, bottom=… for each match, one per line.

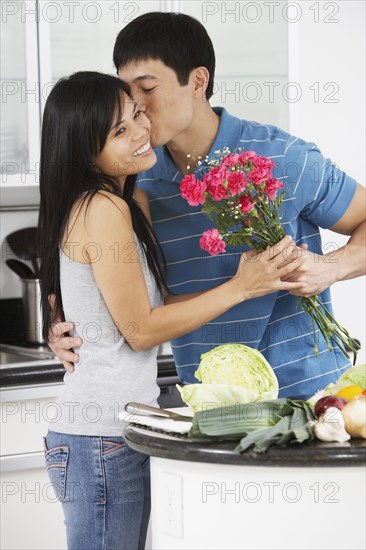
left=300, top=295, right=359, bottom=358
left=311, top=314, right=319, bottom=355
left=253, top=209, right=281, bottom=243
left=315, top=299, right=359, bottom=352
left=248, top=216, right=282, bottom=247
left=303, top=300, right=333, bottom=353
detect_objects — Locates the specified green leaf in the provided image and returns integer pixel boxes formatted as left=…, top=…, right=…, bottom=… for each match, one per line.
left=236, top=416, right=292, bottom=453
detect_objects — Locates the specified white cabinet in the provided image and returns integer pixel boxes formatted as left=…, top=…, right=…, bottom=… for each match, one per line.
left=0, top=383, right=67, bottom=550
left=0, top=0, right=161, bottom=207
left=41, top=0, right=161, bottom=82
left=0, top=1, right=40, bottom=203
left=1, top=468, right=67, bottom=550
left=0, top=11, right=28, bottom=169
left=150, top=457, right=366, bottom=550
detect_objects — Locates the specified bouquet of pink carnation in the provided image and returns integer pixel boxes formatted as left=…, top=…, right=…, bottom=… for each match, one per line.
left=180, top=147, right=360, bottom=359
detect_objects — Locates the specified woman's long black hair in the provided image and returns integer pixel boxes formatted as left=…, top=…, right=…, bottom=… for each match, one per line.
left=38, top=71, right=167, bottom=342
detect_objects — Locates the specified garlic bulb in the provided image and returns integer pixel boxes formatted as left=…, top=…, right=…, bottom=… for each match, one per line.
left=341, top=395, right=366, bottom=439
left=313, top=407, right=351, bottom=442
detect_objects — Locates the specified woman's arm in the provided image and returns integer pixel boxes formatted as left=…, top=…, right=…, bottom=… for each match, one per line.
left=85, top=192, right=306, bottom=352
left=132, top=189, right=295, bottom=306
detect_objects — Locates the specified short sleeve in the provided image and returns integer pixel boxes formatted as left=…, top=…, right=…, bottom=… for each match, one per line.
left=283, top=136, right=357, bottom=229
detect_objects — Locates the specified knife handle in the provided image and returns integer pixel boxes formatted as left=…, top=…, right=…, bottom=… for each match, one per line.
left=125, top=402, right=171, bottom=418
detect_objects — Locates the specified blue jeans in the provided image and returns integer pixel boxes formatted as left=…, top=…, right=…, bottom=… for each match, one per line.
left=43, top=431, right=150, bottom=550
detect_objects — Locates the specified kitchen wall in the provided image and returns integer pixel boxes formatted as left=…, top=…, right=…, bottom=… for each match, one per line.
left=182, top=0, right=289, bottom=126
left=288, top=0, right=366, bottom=360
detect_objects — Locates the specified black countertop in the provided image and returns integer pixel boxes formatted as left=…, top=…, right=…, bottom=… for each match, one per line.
left=0, top=361, right=66, bottom=387
left=0, top=353, right=177, bottom=387
left=125, top=428, right=366, bottom=467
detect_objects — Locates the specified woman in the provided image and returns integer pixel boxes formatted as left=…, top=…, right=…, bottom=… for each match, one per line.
left=39, top=72, right=306, bottom=550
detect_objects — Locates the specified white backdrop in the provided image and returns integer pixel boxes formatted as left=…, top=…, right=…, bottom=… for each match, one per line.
left=288, top=0, right=366, bottom=360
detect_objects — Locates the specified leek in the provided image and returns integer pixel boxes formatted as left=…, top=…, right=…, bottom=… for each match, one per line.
left=188, top=399, right=316, bottom=453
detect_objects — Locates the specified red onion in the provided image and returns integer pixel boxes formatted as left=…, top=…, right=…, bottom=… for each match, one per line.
left=314, top=396, right=348, bottom=418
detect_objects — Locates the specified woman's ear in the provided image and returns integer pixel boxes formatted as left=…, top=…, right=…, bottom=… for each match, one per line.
left=192, top=67, right=209, bottom=100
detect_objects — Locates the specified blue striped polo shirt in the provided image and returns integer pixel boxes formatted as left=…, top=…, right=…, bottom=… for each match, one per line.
left=137, top=107, right=357, bottom=399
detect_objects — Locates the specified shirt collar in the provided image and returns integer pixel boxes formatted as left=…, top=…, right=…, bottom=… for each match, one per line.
left=206, top=107, right=242, bottom=159
left=152, top=107, right=242, bottom=182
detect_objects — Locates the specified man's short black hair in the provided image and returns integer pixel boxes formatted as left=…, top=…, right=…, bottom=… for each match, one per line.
left=113, top=12, right=216, bottom=100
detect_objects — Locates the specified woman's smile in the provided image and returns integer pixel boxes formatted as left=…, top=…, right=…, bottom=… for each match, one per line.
left=133, top=140, right=153, bottom=157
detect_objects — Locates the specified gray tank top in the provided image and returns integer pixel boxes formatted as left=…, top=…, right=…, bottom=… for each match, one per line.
left=50, top=235, right=163, bottom=436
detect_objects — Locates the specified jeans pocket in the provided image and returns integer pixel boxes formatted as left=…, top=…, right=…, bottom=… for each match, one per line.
left=101, top=437, right=126, bottom=458
left=43, top=436, right=69, bottom=502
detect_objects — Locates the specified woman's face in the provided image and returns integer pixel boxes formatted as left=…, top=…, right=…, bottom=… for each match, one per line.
left=94, top=93, right=157, bottom=184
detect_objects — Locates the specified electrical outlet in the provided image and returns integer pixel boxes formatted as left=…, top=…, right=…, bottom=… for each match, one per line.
left=162, top=471, right=183, bottom=539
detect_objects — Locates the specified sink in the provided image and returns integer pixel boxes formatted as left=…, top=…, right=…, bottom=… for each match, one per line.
left=1, top=350, right=39, bottom=364
left=0, top=344, right=58, bottom=368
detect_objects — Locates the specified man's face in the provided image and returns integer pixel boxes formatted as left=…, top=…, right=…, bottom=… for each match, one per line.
left=118, top=59, right=195, bottom=148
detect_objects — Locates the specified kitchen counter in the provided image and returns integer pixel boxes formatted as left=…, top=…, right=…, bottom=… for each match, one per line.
left=125, top=428, right=366, bottom=467
left=0, top=343, right=65, bottom=386
left=125, top=421, right=366, bottom=550
left=0, top=347, right=177, bottom=387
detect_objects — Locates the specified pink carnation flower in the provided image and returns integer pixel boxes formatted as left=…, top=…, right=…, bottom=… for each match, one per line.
left=200, top=228, right=226, bottom=255
left=180, top=174, right=206, bottom=206
left=265, top=178, right=285, bottom=200
left=239, top=195, right=255, bottom=214
left=222, top=153, right=240, bottom=168
left=227, top=171, right=247, bottom=196
left=238, top=150, right=257, bottom=166
left=248, top=156, right=275, bottom=185
left=203, top=166, right=229, bottom=201
left=207, top=181, right=229, bottom=201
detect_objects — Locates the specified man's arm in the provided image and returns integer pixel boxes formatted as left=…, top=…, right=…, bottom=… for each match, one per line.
left=284, top=183, right=366, bottom=296
left=328, top=183, right=366, bottom=280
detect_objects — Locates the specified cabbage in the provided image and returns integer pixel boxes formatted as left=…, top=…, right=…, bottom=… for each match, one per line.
left=195, top=344, right=278, bottom=392
left=336, top=364, right=366, bottom=390
left=177, top=384, right=261, bottom=413
left=178, top=344, right=279, bottom=411
left=307, top=364, right=366, bottom=410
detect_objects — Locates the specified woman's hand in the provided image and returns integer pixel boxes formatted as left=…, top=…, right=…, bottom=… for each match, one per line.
left=234, top=236, right=307, bottom=301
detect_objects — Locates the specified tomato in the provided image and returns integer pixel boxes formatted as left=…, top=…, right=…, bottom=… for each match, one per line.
left=335, top=385, right=364, bottom=400
left=362, top=389, right=366, bottom=397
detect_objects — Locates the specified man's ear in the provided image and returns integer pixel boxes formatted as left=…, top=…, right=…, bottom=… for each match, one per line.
left=192, top=67, right=209, bottom=100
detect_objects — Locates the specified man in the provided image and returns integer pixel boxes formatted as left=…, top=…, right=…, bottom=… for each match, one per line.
left=50, top=12, right=365, bottom=399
